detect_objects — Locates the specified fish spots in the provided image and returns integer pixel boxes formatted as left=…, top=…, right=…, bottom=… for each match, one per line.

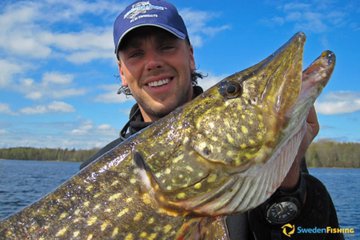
left=183, top=136, right=190, bottom=144
left=226, top=134, right=235, bottom=144
left=133, top=212, right=143, bottom=222
left=59, top=212, right=68, bottom=220
left=86, top=185, right=94, bottom=191
left=125, top=233, right=134, bottom=240
left=148, top=217, right=155, bottom=224
left=142, top=193, right=152, bottom=205
left=101, top=221, right=109, bottom=231
left=172, top=154, right=184, bottom=164
left=176, top=192, right=186, bottom=199
left=55, top=227, right=68, bottom=237
left=87, top=216, right=97, bottom=226
left=207, top=173, right=217, bottom=183
left=163, top=224, right=172, bottom=233
left=111, top=180, right=119, bottom=186
left=235, top=159, right=243, bottom=166
left=164, top=168, right=171, bottom=174
left=148, top=233, right=158, bottom=240
left=126, top=197, right=133, bottom=203
left=83, top=201, right=90, bottom=207
left=112, top=227, right=119, bottom=237
left=86, top=234, right=93, bottom=240
left=226, top=151, right=235, bottom=158
left=208, top=121, right=215, bottom=129
left=94, top=193, right=101, bottom=198
left=185, top=166, right=194, bottom=172
left=194, top=182, right=202, bottom=190
left=240, top=143, right=247, bottom=149
left=130, top=178, right=137, bottom=184
left=140, top=232, right=148, bottom=238
left=241, top=125, right=249, bottom=134
left=198, top=141, right=207, bottom=151
left=73, top=231, right=80, bottom=238
left=109, top=193, right=122, bottom=201
left=117, top=208, right=129, bottom=217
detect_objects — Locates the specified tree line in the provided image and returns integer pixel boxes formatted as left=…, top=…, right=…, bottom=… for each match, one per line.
left=0, top=147, right=98, bottom=162
left=0, top=140, right=359, bottom=168
left=305, top=140, right=359, bottom=168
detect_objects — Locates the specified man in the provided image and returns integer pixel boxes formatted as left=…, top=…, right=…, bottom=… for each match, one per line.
left=81, top=0, right=343, bottom=239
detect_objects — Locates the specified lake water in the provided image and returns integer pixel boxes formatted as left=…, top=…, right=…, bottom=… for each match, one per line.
left=0, top=159, right=359, bottom=238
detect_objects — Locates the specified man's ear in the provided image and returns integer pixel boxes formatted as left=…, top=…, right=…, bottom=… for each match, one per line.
left=189, top=45, right=196, bottom=72
left=118, top=61, right=127, bottom=86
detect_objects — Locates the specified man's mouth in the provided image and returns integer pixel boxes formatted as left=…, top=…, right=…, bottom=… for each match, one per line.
left=147, top=78, right=171, bottom=87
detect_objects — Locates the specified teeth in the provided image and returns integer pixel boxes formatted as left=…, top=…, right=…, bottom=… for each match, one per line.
left=148, top=79, right=170, bottom=87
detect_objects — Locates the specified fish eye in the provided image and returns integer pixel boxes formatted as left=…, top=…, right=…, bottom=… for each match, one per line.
left=219, top=81, right=243, bottom=99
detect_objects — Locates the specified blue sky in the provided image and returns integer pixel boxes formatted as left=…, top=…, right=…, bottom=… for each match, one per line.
left=0, top=0, right=359, bottom=149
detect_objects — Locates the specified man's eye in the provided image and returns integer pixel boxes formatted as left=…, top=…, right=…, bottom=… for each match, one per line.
left=160, top=45, right=175, bottom=51
left=128, top=50, right=143, bottom=58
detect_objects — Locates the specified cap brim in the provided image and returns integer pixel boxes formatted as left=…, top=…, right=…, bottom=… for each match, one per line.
left=115, top=24, right=187, bottom=54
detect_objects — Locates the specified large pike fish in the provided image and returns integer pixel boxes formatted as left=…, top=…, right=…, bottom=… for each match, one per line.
left=0, top=32, right=335, bottom=239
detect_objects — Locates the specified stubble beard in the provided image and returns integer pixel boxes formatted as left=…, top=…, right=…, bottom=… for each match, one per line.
left=137, top=85, right=193, bottom=120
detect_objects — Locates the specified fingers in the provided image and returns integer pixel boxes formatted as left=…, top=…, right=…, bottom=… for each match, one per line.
left=307, top=106, right=319, bottom=138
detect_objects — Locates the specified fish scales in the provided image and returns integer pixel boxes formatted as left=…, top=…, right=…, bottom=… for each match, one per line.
left=0, top=32, right=335, bottom=239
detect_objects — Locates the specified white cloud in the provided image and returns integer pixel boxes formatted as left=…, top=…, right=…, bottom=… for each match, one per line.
left=66, top=48, right=114, bottom=64
left=71, top=121, right=93, bottom=136
left=316, top=91, right=360, bottom=115
left=0, top=129, right=8, bottom=135
left=264, top=1, right=348, bottom=33
left=19, top=101, right=75, bottom=114
left=0, top=60, right=23, bottom=87
left=42, top=72, right=73, bottom=85
left=0, top=103, right=16, bottom=115
left=69, top=120, right=117, bottom=147
left=180, top=8, right=230, bottom=47
left=17, top=72, right=87, bottom=100
left=0, top=1, right=120, bottom=62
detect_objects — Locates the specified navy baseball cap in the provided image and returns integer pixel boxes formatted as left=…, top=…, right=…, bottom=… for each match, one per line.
left=113, top=0, right=188, bottom=55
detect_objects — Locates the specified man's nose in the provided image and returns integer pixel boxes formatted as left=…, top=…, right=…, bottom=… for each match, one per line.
left=145, top=51, right=162, bottom=71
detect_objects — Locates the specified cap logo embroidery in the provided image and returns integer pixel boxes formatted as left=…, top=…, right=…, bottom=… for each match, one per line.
left=124, top=1, right=167, bottom=23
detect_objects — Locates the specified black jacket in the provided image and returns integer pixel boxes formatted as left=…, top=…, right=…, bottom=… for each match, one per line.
left=80, top=86, right=343, bottom=240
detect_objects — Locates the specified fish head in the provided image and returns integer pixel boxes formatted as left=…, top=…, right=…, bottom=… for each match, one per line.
left=190, top=32, right=311, bottom=170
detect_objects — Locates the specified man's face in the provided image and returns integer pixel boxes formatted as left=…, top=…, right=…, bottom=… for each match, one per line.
left=118, top=27, right=195, bottom=122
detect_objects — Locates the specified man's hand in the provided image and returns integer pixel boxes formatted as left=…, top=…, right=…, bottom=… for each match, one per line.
left=280, top=106, right=319, bottom=189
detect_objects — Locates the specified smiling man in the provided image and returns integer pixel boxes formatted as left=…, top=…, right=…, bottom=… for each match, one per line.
left=81, top=0, right=343, bottom=239
left=117, top=27, right=195, bottom=121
